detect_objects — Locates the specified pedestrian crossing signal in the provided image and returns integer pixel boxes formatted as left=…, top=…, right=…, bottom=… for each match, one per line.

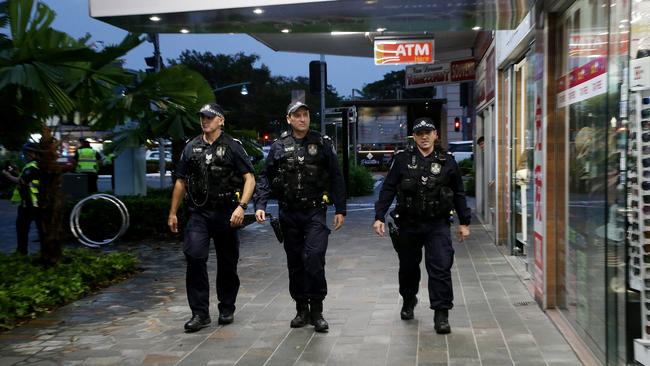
left=454, top=117, right=461, bottom=132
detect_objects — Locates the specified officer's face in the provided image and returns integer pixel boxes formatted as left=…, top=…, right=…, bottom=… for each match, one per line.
left=287, top=107, right=310, bottom=134
left=413, top=129, right=437, bottom=150
left=201, top=115, right=223, bottom=134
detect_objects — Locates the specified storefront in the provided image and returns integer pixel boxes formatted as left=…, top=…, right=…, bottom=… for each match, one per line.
left=491, top=1, right=634, bottom=364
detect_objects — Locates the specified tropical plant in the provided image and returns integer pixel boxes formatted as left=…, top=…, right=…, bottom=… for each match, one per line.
left=0, top=0, right=213, bottom=263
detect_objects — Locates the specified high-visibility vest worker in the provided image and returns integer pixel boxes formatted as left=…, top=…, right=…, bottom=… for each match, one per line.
left=76, top=147, right=99, bottom=173
left=11, top=160, right=39, bottom=207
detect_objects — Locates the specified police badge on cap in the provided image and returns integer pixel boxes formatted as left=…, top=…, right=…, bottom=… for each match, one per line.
left=412, top=117, right=436, bottom=133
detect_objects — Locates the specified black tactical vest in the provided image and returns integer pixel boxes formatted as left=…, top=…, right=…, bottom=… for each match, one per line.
left=186, top=135, right=243, bottom=208
left=395, top=148, right=454, bottom=220
left=272, top=131, right=330, bottom=206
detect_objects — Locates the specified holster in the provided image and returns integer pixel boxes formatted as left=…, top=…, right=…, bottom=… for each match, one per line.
left=388, top=222, right=403, bottom=252
left=269, top=214, right=284, bottom=243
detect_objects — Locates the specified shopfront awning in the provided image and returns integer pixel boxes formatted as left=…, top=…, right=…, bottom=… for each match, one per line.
left=89, top=0, right=531, bottom=58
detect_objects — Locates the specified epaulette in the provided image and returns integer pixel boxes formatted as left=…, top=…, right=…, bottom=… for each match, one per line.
left=232, top=137, right=243, bottom=145
left=280, top=131, right=290, bottom=138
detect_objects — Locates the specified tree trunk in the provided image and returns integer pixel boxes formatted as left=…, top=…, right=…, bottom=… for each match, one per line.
left=38, top=127, right=65, bottom=266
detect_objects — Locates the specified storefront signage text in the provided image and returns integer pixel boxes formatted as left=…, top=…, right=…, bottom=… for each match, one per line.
left=374, top=39, right=434, bottom=65
left=404, top=58, right=475, bottom=88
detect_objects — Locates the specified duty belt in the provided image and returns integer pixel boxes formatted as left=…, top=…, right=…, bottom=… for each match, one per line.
left=279, top=197, right=325, bottom=211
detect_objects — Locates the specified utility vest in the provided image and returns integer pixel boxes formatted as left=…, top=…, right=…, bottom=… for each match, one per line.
left=76, top=148, right=98, bottom=173
left=395, top=148, right=454, bottom=221
left=11, top=161, right=39, bottom=208
left=186, top=135, right=243, bottom=209
left=271, top=131, right=330, bottom=209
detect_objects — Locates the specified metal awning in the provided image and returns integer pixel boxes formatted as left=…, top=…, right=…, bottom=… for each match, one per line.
left=89, top=0, right=531, bottom=58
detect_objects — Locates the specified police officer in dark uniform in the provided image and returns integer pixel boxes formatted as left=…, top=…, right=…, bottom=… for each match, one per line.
left=373, top=117, right=470, bottom=334
left=168, top=103, right=255, bottom=333
left=254, top=101, right=346, bottom=333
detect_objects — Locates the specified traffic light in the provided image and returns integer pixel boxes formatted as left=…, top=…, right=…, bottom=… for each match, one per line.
left=454, top=117, right=461, bottom=132
left=145, top=55, right=162, bottom=74
left=263, top=134, right=269, bottom=141
left=309, top=61, right=327, bottom=95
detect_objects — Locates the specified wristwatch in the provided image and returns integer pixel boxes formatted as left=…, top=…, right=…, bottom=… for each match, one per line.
left=239, top=202, right=248, bottom=210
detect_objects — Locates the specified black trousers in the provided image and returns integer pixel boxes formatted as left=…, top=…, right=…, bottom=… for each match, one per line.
left=280, top=207, right=331, bottom=302
left=396, top=218, right=454, bottom=310
left=183, top=208, right=240, bottom=318
left=16, top=205, right=43, bottom=255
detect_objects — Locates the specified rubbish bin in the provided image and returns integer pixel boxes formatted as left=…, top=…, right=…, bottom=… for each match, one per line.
left=62, top=173, right=88, bottom=200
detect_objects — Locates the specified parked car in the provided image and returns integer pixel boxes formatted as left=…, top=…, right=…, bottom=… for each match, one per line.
left=447, top=140, right=473, bottom=162
left=145, top=150, right=172, bottom=162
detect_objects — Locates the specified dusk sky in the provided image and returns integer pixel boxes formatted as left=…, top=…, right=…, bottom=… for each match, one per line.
left=43, top=0, right=403, bottom=98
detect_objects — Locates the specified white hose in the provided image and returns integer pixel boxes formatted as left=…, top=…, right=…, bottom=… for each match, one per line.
left=69, top=194, right=130, bottom=248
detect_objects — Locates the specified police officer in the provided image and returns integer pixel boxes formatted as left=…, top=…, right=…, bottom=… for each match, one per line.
left=254, top=101, right=346, bottom=333
left=168, top=102, right=255, bottom=333
left=373, top=117, right=470, bottom=334
left=2, top=142, right=43, bottom=255
left=73, top=138, right=101, bottom=193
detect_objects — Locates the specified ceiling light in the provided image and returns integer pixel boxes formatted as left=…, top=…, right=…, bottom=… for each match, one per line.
left=149, top=15, right=161, bottom=22
left=253, top=8, right=264, bottom=14
left=331, top=31, right=361, bottom=36
left=472, top=26, right=482, bottom=31
left=180, top=29, right=190, bottom=34
left=376, top=28, right=387, bottom=32
left=240, top=85, right=249, bottom=96
left=281, top=28, right=291, bottom=33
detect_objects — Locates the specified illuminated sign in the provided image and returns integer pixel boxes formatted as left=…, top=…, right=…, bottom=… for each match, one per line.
left=374, top=39, right=434, bottom=65
left=405, top=58, right=475, bottom=88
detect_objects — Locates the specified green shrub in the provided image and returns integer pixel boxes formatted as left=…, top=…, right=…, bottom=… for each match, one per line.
left=0, top=248, right=138, bottom=329
left=348, top=164, right=374, bottom=197
left=457, top=158, right=474, bottom=175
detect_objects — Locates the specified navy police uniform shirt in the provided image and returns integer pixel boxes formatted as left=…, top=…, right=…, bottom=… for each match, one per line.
left=176, top=133, right=254, bottom=207
left=254, top=130, right=346, bottom=216
left=374, top=147, right=471, bottom=225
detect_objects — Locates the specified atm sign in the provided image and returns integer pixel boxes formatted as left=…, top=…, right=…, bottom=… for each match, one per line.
left=374, top=39, right=434, bottom=65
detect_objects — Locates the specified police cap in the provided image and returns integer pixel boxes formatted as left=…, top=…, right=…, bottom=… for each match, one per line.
left=198, top=103, right=225, bottom=118
left=412, top=117, right=436, bottom=133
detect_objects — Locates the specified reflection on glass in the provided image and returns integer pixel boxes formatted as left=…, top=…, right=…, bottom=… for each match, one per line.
left=557, top=0, right=608, bottom=361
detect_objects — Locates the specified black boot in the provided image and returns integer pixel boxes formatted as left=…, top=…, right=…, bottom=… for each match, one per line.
left=400, top=297, right=418, bottom=320
left=290, top=301, right=310, bottom=328
left=434, top=309, right=451, bottom=334
left=309, top=300, right=329, bottom=333
left=184, top=314, right=211, bottom=333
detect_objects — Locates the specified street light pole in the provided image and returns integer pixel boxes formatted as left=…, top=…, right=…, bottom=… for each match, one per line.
left=213, top=81, right=251, bottom=94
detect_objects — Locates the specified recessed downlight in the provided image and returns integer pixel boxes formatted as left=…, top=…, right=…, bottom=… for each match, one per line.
left=149, top=15, right=161, bottom=22
left=376, top=27, right=387, bottom=32
left=472, top=26, right=482, bottom=31
left=253, top=8, right=264, bottom=14
left=180, top=28, right=190, bottom=34
left=281, top=28, right=291, bottom=33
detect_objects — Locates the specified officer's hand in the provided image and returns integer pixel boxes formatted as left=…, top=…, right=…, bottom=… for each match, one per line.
left=373, top=220, right=385, bottom=237
left=255, top=209, right=266, bottom=223
left=168, top=214, right=178, bottom=233
left=457, top=225, right=470, bottom=242
left=230, top=206, right=245, bottom=227
left=333, top=214, right=345, bottom=231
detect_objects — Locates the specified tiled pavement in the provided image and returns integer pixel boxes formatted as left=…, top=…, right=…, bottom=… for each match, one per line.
left=0, top=206, right=581, bottom=365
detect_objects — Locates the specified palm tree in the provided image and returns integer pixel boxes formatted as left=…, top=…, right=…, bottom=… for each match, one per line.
left=0, top=0, right=212, bottom=264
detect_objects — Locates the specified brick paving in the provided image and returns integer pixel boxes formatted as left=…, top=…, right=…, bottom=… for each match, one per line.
left=0, top=203, right=581, bottom=365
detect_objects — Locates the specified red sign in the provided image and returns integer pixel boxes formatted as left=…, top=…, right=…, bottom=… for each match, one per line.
left=450, top=59, right=476, bottom=82
left=374, top=40, right=434, bottom=65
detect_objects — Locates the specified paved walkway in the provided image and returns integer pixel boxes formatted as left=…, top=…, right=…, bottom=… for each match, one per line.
left=0, top=205, right=581, bottom=366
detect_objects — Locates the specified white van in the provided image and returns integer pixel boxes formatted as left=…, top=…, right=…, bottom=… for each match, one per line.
left=447, top=140, right=473, bottom=162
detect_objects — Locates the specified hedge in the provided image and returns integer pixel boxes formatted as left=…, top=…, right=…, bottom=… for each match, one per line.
left=0, top=249, right=139, bottom=329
